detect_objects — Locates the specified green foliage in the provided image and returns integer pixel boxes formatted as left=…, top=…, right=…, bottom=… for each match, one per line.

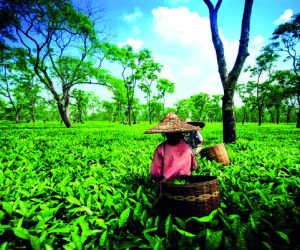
left=0, top=121, right=299, bottom=249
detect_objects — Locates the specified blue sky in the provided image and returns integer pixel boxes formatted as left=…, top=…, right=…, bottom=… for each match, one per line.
left=83, top=0, right=300, bottom=107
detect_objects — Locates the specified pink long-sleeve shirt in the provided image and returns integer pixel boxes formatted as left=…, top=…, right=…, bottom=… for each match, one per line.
left=150, top=140, right=197, bottom=181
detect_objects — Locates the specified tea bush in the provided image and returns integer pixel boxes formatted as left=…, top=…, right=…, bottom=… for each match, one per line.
left=0, top=121, right=299, bottom=249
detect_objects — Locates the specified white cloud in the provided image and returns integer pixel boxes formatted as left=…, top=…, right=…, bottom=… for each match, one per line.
left=159, top=64, right=175, bottom=82
left=151, top=7, right=244, bottom=106
left=274, top=9, right=293, bottom=25
left=152, top=7, right=211, bottom=46
left=241, top=35, right=266, bottom=73
left=180, top=65, right=202, bottom=78
left=252, top=36, right=264, bottom=46
left=163, top=0, right=190, bottom=6
left=123, top=7, right=143, bottom=23
left=118, top=38, right=144, bottom=52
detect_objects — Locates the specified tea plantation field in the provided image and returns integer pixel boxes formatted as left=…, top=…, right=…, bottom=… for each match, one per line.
left=0, top=121, right=299, bottom=249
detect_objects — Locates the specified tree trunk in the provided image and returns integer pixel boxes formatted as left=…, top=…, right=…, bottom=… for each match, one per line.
left=128, top=101, right=132, bottom=125
left=35, top=68, right=72, bottom=127
left=270, top=111, right=275, bottom=123
left=132, top=110, right=136, bottom=124
left=15, top=108, right=21, bottom=123
left=126, top=85, right=132, bottom=125
left=148, top=101, right=152, bottom=124
left=56, top=99, right=71, bottom=127
left=222, top=91, right=236, bottom=142
left=30, top=103, right=36, bottom=122
left=258, top=106, right=263, bottom=126
left=297, top=109, right=300, bottom=128
left=147, top=93, right=152, bottom=124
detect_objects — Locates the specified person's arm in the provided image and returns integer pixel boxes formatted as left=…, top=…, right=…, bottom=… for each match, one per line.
left=191, top=153, right=198, bottom=170
left=150, top=146, right=163, bottom=179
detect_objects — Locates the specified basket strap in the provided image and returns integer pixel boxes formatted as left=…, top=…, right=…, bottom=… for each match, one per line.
left=162, top=136, right=166, bottom=181
left=159, top=137, right=166, bottom=194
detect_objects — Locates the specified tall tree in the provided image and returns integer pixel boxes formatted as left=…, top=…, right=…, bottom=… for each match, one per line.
left=175, top=99, right=192, bottom=120
left=106, top=44, right=161, bottom=125
left=71, top=89, right=91, bottom=122
left=106, top=77, right=127, bottom=122
left=236, top=83, right=256, bottom=124
left=269, top=70, right=296, bottom=124
left=0, top=48, right=41, bottom=123
left=284, top=95, right=297, bottom=124
left=244, top=48, right=278, bottom=125
left=210, top=94, right=223, bottom=122
left=156, top=78, right=175, bottom=113
left=138, top=60, right=162, bottom=124
left=270, top=13, right=300, bottom=127
left=190, top=93, right=210, bottom=121
left=8, top=0, right=112, bottom=127
left=203, top=0, right=254, bottom=143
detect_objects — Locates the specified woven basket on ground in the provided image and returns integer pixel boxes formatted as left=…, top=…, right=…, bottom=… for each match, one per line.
left=200, top=144, right=230, bottom=165
left=161, top=176, right=220, bottom=217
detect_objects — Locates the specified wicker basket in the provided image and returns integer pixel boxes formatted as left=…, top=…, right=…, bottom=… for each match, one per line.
left=161, top=176, right=220, bottom=217
left=200, top=144, right=230, bottom=165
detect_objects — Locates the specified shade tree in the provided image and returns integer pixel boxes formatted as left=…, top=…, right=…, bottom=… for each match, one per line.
left=156, top=78, right=175, bottom=113
left=269, top=13, right=300, bottom=127
left=203, top=0, right=254, bottom=143
left=70, top=89, right=92, bottom=123
left=268, top=70, right=296, bottom=124
left=7, top=0, right=114, bottom=127
left=138, top=59, right=162, bottom=124
left=0, top=48, right=42, bottom=123
left=242, top=47, right=279, bottom=125
left=104, top=43, right=164, bottom=125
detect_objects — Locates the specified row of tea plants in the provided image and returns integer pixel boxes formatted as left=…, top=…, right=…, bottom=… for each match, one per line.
left=0, top=121, right=299, bottom=249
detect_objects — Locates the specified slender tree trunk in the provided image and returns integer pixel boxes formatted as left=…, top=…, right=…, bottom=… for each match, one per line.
left=148, top=96, right=152, bottom=124
left=30, top=108, right=36, bottom=122
left=35, top=68, right=72, bottom=127
left=56, top=99, right=71, bottom=127
left=128, top=101, right=132, bottom=125
left=132, top=110, right=136, bottom=124
left=258, top=106, right=263, bottom=126
left=286, top=108, right=291, bottom=124
left=126, top=85, right=132, bottom=125
left=297, top=89, right=300, bottom=128
left=146, top=92, right=152, bottom=124
left=30, top=101, right=36, bottom=122
left=15, top=108, right=21, bottom=123
left=222, top=90, right=236, bottom=142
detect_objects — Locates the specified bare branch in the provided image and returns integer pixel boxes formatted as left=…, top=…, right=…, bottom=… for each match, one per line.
left=203, top=0, right=214, bottom=11
left=228, top=0, right=254, bottom=84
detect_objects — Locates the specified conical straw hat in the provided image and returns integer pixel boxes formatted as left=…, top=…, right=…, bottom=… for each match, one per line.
left=187, top=121, right=205, bottom=128
left=144, top=112, right=201, bottom=134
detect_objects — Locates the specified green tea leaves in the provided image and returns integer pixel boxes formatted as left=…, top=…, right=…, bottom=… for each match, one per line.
left=66, top=196, right=81, bottom=206
left=0, top=122, right=299, bottom=249
left=118, top=208, right=131, bottom=228
left=13, top=228, right=31, bottom=240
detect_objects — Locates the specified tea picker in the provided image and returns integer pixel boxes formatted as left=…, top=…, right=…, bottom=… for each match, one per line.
left=145, top=112, right=220, bottom=217
left=184, top=119, right=206, bottom=156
